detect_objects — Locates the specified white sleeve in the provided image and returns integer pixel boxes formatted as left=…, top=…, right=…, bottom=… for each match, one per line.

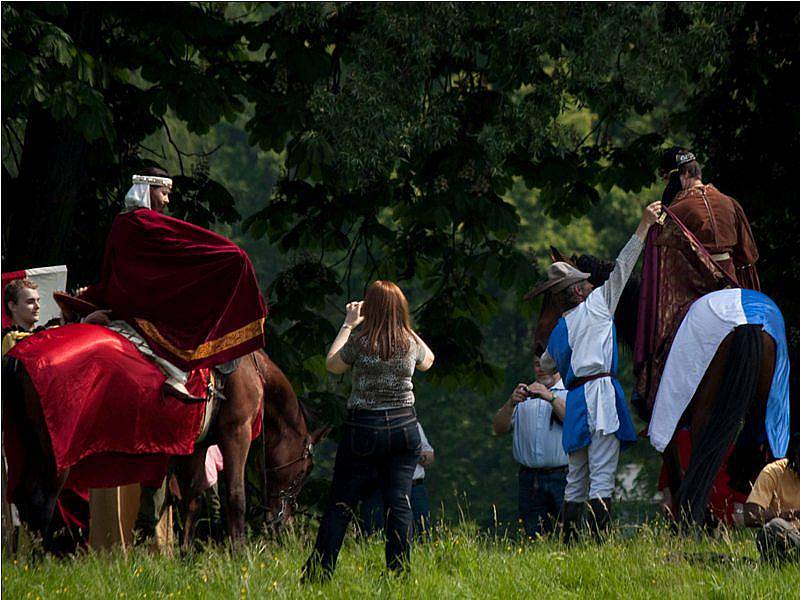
left=599, top=235, right=644, bottom=314
left=418, top=423, right=434, bottom=453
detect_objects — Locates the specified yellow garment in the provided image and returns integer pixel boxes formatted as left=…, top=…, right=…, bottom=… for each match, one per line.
left=746, top=459, right=800, bottom=528
left=1, top=330, right=33, bottom=356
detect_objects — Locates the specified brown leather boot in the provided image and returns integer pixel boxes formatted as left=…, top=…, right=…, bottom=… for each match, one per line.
left=561, top=501, right=584, bottom=546
left=587, top=497, right=612, bottom=543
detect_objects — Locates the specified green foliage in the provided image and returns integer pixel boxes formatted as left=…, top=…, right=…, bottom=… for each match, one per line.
left=2, top=3, right=255, bottom=279
left=236, top=3, right=744, bottom=395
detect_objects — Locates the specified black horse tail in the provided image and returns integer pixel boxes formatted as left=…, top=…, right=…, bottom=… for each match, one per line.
left=676, top=324, right=763, bottom=526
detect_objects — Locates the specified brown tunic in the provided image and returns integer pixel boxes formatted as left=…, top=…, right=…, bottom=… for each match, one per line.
left=634, top=183, right=761, bottom=412
left=668, top=183, right=760, bottom=289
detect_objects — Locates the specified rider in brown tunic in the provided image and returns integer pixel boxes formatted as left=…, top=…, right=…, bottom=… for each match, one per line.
left=634, top=149, right=761, bottom=415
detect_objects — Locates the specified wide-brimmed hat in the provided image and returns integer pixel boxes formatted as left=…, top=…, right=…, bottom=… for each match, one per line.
left=53, top=291, right=98, bottom=317
left=524, top=262, right=591, bottom=300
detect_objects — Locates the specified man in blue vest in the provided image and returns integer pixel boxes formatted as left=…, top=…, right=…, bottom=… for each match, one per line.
left=534, top=201, right=661, bottom=543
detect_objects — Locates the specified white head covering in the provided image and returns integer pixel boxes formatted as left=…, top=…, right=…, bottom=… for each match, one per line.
left=122, top=174, right=173, bottom=213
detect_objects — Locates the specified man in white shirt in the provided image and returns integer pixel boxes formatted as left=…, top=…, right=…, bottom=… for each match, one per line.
left=494, top=356, right=568, bottom=537
left=534, top=201, right=661, bottom=543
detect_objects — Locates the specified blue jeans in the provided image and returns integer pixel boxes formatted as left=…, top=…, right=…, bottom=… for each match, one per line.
left=360, top=480, right=432, bottom=537
left=518, top=466, right=567, bottom=538
left=305, top=407, right=421, bottom=576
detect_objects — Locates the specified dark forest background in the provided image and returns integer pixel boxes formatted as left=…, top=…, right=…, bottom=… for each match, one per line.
left=3, top=2, right=799, bottom=525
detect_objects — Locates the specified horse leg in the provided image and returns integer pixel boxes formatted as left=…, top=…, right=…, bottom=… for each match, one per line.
left=660, top=437, right=683, bottom=520
left=219, top=423, right=251, bottom=544
left=217, top=358, right=260, bottom=545
left=12, top=370, right=68, bottom=551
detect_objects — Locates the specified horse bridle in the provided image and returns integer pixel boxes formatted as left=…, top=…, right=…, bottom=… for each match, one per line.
left=262, top=435, right=315, bottom=527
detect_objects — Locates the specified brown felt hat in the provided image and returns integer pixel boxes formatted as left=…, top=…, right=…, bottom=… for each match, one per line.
left=53, top=291, right=98, bottom=317
left=524, top=262, right=591, bottom=300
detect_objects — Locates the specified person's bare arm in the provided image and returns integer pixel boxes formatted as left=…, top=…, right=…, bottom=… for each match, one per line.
left=419, top=450, right=435, bottom=467
left=326, top=301, right=364, bottom=374
left=412, top=331, right=435, bottom=371
left=493, top=384, right=527, bottom=434
left=550, top=393, right=566, bottom=421
left=743, top=502, right=777, bottom=527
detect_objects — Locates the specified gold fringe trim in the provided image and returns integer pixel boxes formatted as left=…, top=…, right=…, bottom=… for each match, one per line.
left=134, top=317, right=264, bottom=361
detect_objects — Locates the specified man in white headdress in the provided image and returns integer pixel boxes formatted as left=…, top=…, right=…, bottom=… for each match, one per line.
left=74, top=166, right=266, bottom=400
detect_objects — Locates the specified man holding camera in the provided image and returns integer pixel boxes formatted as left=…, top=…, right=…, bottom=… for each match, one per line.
left=493, top=356, right=568, bottom=538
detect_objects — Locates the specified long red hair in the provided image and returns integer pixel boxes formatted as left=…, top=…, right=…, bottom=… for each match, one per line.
left=356, top=280, right=413, bottom=360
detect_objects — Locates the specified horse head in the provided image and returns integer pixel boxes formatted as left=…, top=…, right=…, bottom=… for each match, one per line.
left=259, top=355, right=330, bottom=531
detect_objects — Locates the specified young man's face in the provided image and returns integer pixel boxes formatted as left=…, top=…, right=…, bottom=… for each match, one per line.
left=150, top=185, right=171, bottom=213
left=9, top=287, right=40, bottom=330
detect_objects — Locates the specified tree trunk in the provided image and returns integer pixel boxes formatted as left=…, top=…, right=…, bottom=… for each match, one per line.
left=4, top=107, right=91, bottom=271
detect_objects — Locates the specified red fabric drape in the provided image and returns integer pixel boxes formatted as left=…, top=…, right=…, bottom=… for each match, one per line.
left=4, top=324, right=206, bottom=496
left=80, top=208, right=266, bottom=371
left=657, top=429, right=747, bottom=525
left=5, top=324, right=264, bottom=498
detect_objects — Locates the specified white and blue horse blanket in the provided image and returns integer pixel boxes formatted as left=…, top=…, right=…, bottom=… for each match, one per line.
left=649, top=288, right=790, bottom=457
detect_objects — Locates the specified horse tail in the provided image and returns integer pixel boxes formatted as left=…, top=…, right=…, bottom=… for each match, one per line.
left=676, top=324, right=762, bottom=526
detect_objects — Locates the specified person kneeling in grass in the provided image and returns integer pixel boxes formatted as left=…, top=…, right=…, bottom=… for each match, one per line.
left=743, top=433, right=800, bottom=565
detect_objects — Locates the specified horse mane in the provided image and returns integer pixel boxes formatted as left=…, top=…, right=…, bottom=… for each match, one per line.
left=298, top=398, right=320, bottom=429
left=574, top=253, right=640, bottom=353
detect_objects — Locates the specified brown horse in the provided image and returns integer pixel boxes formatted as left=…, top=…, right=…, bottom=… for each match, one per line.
left=6, top=349, right=324, bottom=552
left=532, top=250, right=783, bottom=528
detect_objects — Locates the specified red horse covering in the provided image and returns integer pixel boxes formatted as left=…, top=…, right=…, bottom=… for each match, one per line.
left=4, top=324, right=209, bottom=496
left=80, top=208, right=267, bottom=372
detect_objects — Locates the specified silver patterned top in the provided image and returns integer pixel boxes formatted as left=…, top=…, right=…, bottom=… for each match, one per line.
left=339, top=333, right=427, bottom=410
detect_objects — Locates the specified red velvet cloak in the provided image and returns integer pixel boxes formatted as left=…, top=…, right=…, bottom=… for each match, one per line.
left=81, top=209, right=266, bottom=371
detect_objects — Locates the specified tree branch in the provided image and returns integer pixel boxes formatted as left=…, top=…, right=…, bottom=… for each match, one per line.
left=160, top=117, right=185, bottom=175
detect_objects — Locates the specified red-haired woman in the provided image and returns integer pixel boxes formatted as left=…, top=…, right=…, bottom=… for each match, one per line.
left=304, top=281, right=434, bottom=579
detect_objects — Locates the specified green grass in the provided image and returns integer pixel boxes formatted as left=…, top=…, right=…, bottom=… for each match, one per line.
left=3, top=521, right=798, bottom=599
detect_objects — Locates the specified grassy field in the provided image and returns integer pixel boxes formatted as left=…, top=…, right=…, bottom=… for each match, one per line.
left=3, top=520, right=798, bottom=599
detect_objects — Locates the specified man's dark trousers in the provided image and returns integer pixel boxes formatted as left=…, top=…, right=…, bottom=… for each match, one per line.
left=518, top=465, right=567, bottom=538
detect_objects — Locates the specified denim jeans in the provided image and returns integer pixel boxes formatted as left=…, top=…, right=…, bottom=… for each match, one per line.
left=305, top=407, right=421, bottom=576
left=359, top=480, right=432, bottom=537
left=518, top=466, right=567, bottom=538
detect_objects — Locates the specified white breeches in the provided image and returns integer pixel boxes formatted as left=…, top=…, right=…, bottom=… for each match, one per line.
left=564, top=431, right=620, bottom=502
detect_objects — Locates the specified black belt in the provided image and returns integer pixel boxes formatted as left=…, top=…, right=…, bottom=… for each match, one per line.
left=412, top=479, right=425, bottom=486
left=345, top=406, right=417, bottom=430
left=519, top=465, right=568, bottom=474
